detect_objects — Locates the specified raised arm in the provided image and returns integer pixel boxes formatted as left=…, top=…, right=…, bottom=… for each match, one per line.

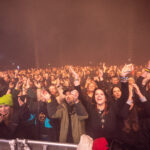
left=71, top=89, right=88, bottom=120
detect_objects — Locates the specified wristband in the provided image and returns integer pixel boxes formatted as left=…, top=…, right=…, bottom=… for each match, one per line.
left=120, top=76, right=128, bottom=80
left=47, top=99, right=52, bottom=103
left=145, top=68, right=150, bottom=73
left=120, top=76, right=128, bottom=82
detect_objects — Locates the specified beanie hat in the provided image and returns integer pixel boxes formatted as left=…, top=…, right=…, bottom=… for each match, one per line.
left=92, top=137, right=109, bottom=150
left=0, top=94, right=13, bottom=106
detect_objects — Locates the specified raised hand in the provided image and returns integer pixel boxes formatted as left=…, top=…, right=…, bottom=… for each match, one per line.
left=69, top=66, right=79, bottom=79
left=40, top=90, right=51, bottom=102
left=98, top=69, right=104, bottom=80
left=6, top=82, right=15, bottom=94
left=9, top=82, right=15, bottom=89
left=15, top=81, right=23, bottom=90
left=18, top=96, right=27, bottom=107
left=34, top=81, right=41, bottom=89
left=56, top=78, right=60, bottom=87
left=121, top=64, right=134, bottom=77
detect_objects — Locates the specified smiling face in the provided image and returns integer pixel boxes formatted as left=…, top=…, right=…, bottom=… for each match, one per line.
left=95, top=89, right=106, bottom=105
left=65, top=91, right=74, bottom=105
left=113, top=87, right=122, bottom=100
left=49, top=85, right=57, bottom=95
left=87, top=81, right=97, bottom=92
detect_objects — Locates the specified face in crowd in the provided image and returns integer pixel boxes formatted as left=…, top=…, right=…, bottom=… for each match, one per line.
left=128, top=77, right=135, bottom=85
left=49, top=85, right=57, bottom=95
left=109, top=71, right=115, bottom=77
left=65, top=90, right=79, bottom=106
left=65, top=91, right=74, bottom=105
left=94, top=89, right=106, bottom=105
left=112, top=87, right=122, bottom=100
left=87, top=81, right=97, bottom=92
left=111, top=77, right=119, bottom=85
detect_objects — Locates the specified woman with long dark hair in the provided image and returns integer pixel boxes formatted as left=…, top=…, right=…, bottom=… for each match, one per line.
left=71, top=64, right=150, bottom=149
left=69, top=66, right=133, bottom=146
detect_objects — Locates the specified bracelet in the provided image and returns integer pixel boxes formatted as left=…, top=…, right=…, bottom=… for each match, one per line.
left=145, top=68, right=150, bottom=73
left=47, top=99, right=52, bottom=103
left=120, top=76, right=128, bottom=82
left=120, top=76, right=128, bottom=80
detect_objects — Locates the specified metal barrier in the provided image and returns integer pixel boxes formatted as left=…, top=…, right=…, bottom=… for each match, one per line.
left=0, top=139, right=78, bottom=150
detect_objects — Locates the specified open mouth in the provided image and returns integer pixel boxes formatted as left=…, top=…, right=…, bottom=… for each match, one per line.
left=0, top=113, right=8, bottom=117
left=97, top=98, right=102, bottom=101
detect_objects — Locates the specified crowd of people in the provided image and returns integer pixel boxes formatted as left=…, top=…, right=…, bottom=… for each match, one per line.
left=0, top=61, right=150, bottom=150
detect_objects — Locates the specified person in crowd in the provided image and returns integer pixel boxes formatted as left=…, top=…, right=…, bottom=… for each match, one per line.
left=0, top=61, right=150, bottom=150
left=25, top=81, right=59, bottom=142
left=0, top=77, right=14, bottom=139
left=82, top=79, right=97, bottom=104
left=0, top=77, right=31, bottom=139
left=46, top=87, right=88, bottom=143
left=71, top=64, right=150, bottom=149
left=69, top=66, right=132, bottom=146
left=48, top=79, right=65, bottom=104
left=110, top=63, right=150, bottom=150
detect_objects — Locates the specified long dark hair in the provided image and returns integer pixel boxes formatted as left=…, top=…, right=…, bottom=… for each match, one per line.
left=111, top=85, right=122, bottom=100
left=92, top=88, right=109, bottom=117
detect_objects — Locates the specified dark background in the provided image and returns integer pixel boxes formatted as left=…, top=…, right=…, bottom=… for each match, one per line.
left=0, top=0, right=150, bottom=69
